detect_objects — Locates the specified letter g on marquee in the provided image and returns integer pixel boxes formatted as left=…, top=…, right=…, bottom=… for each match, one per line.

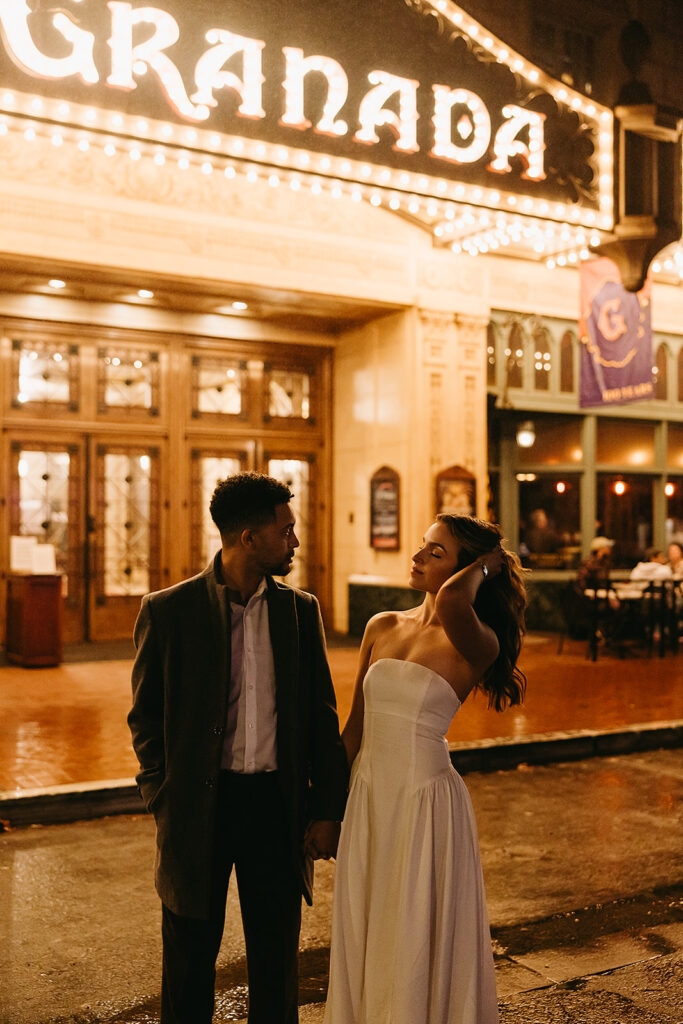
left=0, top=0, right=98, bottom=83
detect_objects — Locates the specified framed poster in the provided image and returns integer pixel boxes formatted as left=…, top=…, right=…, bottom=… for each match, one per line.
left=435, top=466, right=476, bottom=516
left=370, top=466, right=400, bottom=550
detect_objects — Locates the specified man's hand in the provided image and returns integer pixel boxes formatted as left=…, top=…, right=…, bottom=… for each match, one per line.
left=304, top=820, right=341, bottom=860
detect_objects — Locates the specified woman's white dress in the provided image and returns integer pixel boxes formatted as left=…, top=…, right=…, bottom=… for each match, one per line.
left=325, top=658, right=499, bottom=1024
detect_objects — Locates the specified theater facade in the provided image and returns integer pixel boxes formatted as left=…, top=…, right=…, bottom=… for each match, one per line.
left=0, top=0, right=681, bottom=642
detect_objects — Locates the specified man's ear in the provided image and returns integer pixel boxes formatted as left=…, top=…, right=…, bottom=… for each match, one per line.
left=240, top=527, right=255, bottom=549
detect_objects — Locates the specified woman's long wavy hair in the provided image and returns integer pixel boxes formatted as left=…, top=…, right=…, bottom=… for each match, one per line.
left=437, top=513, right=528, bottom=711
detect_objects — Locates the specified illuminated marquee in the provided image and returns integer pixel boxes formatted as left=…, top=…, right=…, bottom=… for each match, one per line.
left=0, top=1, right=547, bottom=176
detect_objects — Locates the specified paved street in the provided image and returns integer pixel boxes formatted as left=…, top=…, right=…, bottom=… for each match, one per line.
left=1, top=748, right=682, bottom=1024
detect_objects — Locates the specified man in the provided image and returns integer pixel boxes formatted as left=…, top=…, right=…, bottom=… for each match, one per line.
left=630, top=546, right=674, bottom=582
left=128, top=472, right=349, bottom=1024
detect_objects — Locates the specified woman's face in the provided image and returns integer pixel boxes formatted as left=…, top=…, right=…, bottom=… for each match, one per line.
left=669, top=543, right=683, bottom=563
left=409, top=521, right=461, bottom=593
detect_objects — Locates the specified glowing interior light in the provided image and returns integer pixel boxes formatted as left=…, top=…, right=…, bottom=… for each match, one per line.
left=0, top=2, right=99, bottom=83
left=108, top=2, right=209, bottom=121
left=153, top=151, right=165, bottom=165
left=431, top=86, right=490, bottom=163
left=201, top=161, right=213, bottom=174
left=232, top=301, right=248, bottom=310
left=191, top=28, right=265, bottom=117
left=49, top=279, right=66, bottom=289
left=354, top=71, right=419, bottom=153
left=613, top=480, right=626, bottom=496
left=104, top=143, right=116, bottom=156
left=281, top=48, right=348, bottom=135
left=51, top=133, right=63, bottom=146
left=177, top=156, right=189, bottom=169
left=139, top=455, right=151, bottom=471
left=129, top=147, right=140, bottom=159
left=23, top=126, right=36, bottom=141
left=138, top=289, right=154, bottom=298
left=2, top=91, right=15, bottom=105
left=665, top=482, right=675, bottom=497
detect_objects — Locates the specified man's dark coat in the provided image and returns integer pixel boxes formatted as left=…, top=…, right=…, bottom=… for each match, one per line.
left=128, top=559, right=349, bottom=919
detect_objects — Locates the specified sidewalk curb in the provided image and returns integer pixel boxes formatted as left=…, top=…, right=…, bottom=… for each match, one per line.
left=448, top=719, right=683, bottom=774
left=1, top=721, right=682, bottom=828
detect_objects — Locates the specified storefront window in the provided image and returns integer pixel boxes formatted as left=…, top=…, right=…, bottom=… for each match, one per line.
left=597, top=473, right=654, bottom=567
left=596, top=419, right=655, bottom=467
left=518, top=473, right=581, bottom=568
left=516, top=416, right=582, bottom=466
left=666, top=476, right=683, bottom=541
left=667, top=423, right=683, bottom=470
left=98, top=347, right=158, bottom=413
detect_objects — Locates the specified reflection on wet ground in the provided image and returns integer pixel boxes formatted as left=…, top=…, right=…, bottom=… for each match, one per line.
left=0, top=634, right=682, bottom=792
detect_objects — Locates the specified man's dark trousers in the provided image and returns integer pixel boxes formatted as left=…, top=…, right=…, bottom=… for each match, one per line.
left=161, top=770, right=301, bottom=1024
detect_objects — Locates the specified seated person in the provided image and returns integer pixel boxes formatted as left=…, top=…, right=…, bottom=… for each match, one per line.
left=630, top=547, right=674, bottom=582
left=667, top=541, right=683, bottom=576
left=575, top=537, right=619, bottom=610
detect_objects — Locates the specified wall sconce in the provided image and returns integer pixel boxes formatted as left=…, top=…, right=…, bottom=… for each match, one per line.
left=613, top=479, right=628, bottom=495
left=665, top=482, right=675, bottom=497
left=556, top=480, right=567, bottom=494
left=516, top=420, right=536, bottom=448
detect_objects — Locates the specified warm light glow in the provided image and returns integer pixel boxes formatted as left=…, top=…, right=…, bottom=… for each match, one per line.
left=0, top=0, right=98, bottom=83
left=516, top=421, right=536, bottom=448
left=191, top=29, right=265, bottom=117
left=489, top=105, right=546, bottom=180
left=431, top=86, right=490, bottom=164
left=281, top=48, right=348, bottom=135
left=556, top=481, right=566, bottom=494
left=354, top=71, right=419, bottom=153
left=612, top=480, right=627, bottom=496
left=665, top=482, right=675, bottom=497
left=107, top=2, right=209, bottom=121
left=49, top=279, right=66, bottom=289
left=137, top=289, right=154, bottom=299
left=231, top=300, right=248, bottom=311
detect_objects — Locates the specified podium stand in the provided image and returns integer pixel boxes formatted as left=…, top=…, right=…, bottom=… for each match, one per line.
left=6, top=573, right=63, bottom=667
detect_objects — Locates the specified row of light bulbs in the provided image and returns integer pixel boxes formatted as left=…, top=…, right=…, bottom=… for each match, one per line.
left=0, top=109, right=608, bottom=266
left=0, top=84, right=613, bottom=230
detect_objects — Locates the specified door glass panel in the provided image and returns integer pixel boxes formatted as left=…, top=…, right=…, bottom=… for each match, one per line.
left=199, top=456, right=242, bottom=567
left=267, top=459, right=310, bottom=590
left=16, top=449, right=70, bottom=572
left=103, top=452, right=153, bottom=596
left=267, top=370, right=311, bottom=419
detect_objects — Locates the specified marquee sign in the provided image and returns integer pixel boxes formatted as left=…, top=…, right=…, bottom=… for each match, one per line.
left=0, top=0, right=613, bottom=226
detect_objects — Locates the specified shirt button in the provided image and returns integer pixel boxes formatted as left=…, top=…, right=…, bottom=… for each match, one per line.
left=212, top=726, right=222, bottom=735
left=205, top=777, right=215, bottom=788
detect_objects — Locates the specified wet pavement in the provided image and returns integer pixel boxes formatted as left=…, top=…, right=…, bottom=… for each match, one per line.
left=1, top=748, right=681, bottom=1024
left=1, top=633, right=683, bottom=793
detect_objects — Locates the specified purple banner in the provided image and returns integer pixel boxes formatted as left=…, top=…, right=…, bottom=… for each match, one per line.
left=579, top=258, right=653, bottom=408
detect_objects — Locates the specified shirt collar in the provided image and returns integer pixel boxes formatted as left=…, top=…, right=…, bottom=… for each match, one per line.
left=212, top=551, right=268, bottom=601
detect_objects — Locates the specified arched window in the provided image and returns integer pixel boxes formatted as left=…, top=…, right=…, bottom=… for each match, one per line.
left=560, top=331, right=575, bottom=393
left=654, top=342, right=668, bottom=401
left=505, top=323, right=525, bottom=389
left=486, top=322, right=498, bottom=387
left=532, top=327, right=552, bottom=391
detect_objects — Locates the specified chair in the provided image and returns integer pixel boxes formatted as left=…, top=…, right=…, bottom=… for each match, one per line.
left=557, top=584, right=593, bottom=657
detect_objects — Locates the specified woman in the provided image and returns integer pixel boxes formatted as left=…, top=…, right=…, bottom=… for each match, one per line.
left=668, top=541, right=683, bottom=576
left=325, top=514, right=527, bottom=1024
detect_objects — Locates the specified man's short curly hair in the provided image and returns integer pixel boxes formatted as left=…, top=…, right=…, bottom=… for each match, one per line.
left=209, top=472, right=293, bottom=541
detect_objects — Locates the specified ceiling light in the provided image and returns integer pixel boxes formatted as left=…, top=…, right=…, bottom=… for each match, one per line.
left=138, top=289, right=154, bottom=299
left=49, top=279, right=66, bottom=289
left=231, top=301, right=248, bottom=311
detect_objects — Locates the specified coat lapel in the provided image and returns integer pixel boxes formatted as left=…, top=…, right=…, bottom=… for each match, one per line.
left=267, top=578, right=299, bottom=769
left=201, top=555, right=230, bottom=723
